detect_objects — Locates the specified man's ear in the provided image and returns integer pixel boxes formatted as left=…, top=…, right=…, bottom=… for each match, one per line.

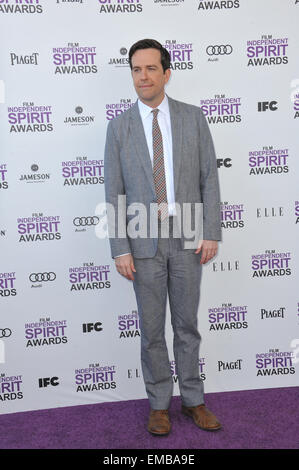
left=164, top=68, right=171, bottom=85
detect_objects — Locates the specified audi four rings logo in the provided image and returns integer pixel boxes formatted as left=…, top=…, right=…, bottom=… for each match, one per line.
left=206, top=45, right=233, bottom=56
left=29, top=272, right=56, bottom=282
left=73, top=216, right=100, bottom=226
left=0, top=329, right=12, bottom=338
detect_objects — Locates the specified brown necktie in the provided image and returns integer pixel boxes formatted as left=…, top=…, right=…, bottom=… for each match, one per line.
left=152, top=109, right=168, bottom=219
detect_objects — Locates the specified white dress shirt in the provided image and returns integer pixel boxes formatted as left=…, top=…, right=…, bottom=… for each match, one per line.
left=138, top=95, right=176, bottom=215
left=115, top=95, right=176, bottom=258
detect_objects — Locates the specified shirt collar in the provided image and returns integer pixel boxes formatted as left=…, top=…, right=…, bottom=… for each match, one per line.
left=138, top=94, right=169, bottom=121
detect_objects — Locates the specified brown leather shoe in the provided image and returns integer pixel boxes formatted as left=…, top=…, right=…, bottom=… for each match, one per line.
left=147, top=409, right=171, bottom=436
left=182, top=404, right=221, bottom=431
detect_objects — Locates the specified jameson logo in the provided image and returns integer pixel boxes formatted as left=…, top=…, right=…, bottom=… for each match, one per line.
left=10, top=52, right=39, bottom=66
left=108, top=47, right=129, bottom=67
left=75, top=364, right=116, bottom=392
left=200, top=95, right=241, bottom=124
left=170, top=359, right=206, bottom=383
left=256, top=349, right=295, bottom=376
left=98, top=0, right=143, bottom=13
left=164, top=40, right=193, bottom=70
left=218, top=359, right=242, bottom=372
left=68, top=263, right=111, bottom=291
left=251, top=250, right=291, bottom=278
left=8, top=102, right=53, bottom=133
left=247, top=35, right=288, bottom=67
left=64, top=106, right=95, bottom=125
left=208, top=304, right=248, bottom=331
left=249, top=146, right=289, bottom=175
left=118, top=310, right=140, bottom=339
left=0, top=0, right=43, bottom=14
left=25, top=318, right=67, bottom=347
left=17, top=213, right=61, bottom=242
left=198, top=0, right=240, bottom=10
left=260, top=307, right=285, bottom=320
left=221, top=202, right=244, bottom=228
left=62, top=157, right=104, bottom=186
left=106, top=99, right=133, bottom=120
left=0, top=374, right=23, bottom=402
left=52, top=43, right=97, bottom=74
left=0, top=164, right=8, bottom=189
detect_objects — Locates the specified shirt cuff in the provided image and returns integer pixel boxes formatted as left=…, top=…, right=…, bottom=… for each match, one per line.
left=114, top=253, right=131, bottom=258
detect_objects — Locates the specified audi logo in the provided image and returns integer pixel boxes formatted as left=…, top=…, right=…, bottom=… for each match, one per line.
left=29, top=272, right=56, bottom=282
left=73, top=216, right=100, bottom=227
left=0, top=328, right=12, bottom=338
left=206, top=45, right=233, bottom=56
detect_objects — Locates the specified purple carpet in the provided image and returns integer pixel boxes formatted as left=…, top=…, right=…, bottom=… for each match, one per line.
left=0, top=386, right=298, bottom=449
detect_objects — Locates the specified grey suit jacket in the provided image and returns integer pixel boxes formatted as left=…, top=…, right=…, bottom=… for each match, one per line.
left=104, top=96, right=221, bottom=259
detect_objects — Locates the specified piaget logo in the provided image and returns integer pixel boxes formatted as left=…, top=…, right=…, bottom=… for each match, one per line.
left=10, top=52, right=39, bottom=66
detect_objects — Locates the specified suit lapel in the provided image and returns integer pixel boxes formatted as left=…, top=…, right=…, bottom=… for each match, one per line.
left=168, top=97, right=183, bottom=197
left=129, top=102, right=156, bottom=197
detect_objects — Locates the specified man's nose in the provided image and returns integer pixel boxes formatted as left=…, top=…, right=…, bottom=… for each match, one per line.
left=140, top=68, right=148, bottom=80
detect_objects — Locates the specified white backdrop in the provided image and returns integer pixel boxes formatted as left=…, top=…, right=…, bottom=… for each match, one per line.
left=0, top=0, right=298, bottom=415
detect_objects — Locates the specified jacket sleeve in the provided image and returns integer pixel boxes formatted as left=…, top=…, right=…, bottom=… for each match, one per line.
left=104, top=120, right=131, bottom=258
left=198, top=108, right=222, bottom=241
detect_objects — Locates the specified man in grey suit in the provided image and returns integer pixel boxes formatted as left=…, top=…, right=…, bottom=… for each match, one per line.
left=104, top=39, right=222, bottom=435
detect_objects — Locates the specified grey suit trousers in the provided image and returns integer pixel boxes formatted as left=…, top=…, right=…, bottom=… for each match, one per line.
left=133, top=217, right=204, bottom=410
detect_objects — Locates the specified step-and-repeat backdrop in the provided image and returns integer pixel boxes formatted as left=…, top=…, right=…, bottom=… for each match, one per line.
left=0, top=0, right=298, bottom=415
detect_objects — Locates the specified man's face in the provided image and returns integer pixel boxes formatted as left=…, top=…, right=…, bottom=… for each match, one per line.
left=131, top=48, right=171, bottom=108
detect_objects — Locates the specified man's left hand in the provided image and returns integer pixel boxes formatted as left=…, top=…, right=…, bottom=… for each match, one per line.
left=195, top=240, right=218, bottom=264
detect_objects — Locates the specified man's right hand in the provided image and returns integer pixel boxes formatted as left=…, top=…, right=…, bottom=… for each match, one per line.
left=115, top=254, right=136, bottom=281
